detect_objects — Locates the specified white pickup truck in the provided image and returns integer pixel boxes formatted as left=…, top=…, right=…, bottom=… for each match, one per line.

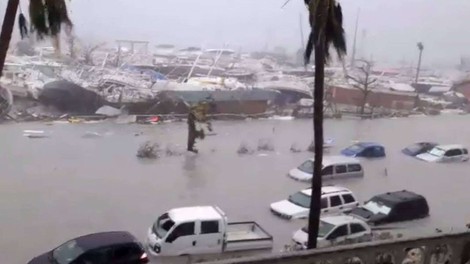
left=147, top=206, right=273, bottom=259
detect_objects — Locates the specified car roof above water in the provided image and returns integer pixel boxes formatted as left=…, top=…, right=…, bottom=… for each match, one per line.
left=434, top=144, right=467, bottom=151
left=372, top=190, right=427, bottom=205
left=73, top=231, right=139, bottom=251
left=300, top=186, right=353, bottom=196
left=168, top=206, right=223, bottom=222
left=306, top=155, right=361, bottom=166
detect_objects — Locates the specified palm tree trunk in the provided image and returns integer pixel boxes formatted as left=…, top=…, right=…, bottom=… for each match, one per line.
left=0, top=0, right=19, bottom=77
left=307, top=2, right=327, bottom=250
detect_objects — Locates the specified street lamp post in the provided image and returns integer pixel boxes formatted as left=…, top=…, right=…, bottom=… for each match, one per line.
left=415, top=42, right=424, bottom=83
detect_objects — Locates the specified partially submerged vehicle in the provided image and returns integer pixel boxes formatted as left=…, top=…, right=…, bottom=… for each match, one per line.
left=270, top=186, right=359, bottom=220
left=28, top=231, right=148, bottom=264
left=401, top=142, right=438, bottom=157
left=348, top=190, right=429, bottom=225
left=288, top=156, right=363, bottom=182
left=416, top=144, right=469, bottom=163
left=292, top=215, right=371, bottom=249
left=146, top=206, right=273, bottom=259
left=341, top=142, right=386, bottom=158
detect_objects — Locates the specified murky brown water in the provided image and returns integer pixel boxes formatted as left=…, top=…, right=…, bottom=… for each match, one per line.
left=2, top=115, right=470, bottom=263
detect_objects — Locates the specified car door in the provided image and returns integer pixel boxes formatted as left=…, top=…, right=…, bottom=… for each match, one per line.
left=320, top=197, right=330, bottom=214
left=195, top=220, right=223, bottom=254
left=163, top=221, right=198, bottom=255
left=110, top=244, right=144, bottom=264
left=463, top=149, right=469, bottom=161
left=74, top=247, right=112, bottom=264
left=328, top=195, right=344, bottom=214
left=341, top=193, right=359, bottom=212
left=334, top=164, right=348, bottom=179
left=325, top=224, right=348, bottom=246
left=348, top=223, right=369, bottom=241
left=444, top=149, right=462, bottom=162
left=321, top=166, right=333, bottom=180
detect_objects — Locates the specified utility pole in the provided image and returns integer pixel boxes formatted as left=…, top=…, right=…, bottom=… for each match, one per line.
left=350, top=8, right=360, bottom=68
left=0, top=0, right=20, bottom=77
left=415, top=42, right=424, bottom=83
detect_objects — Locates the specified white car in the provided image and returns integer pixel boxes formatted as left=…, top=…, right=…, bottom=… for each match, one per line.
left=292, top=215, right=371, bottom=249
left=270, top=186, right=359, bottom=220
left=288, top=156, right=363, bottom=182
left=416, top=144, right=469, bottom=163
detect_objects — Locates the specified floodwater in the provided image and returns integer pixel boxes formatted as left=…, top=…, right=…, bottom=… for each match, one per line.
left=2, top=115, right=470, bottom=263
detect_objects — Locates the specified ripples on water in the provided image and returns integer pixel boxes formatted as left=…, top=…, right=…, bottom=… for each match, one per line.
left=1, top=115, right=470, bottom=263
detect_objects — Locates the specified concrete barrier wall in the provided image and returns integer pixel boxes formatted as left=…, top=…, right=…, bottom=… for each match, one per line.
left=207, top=231, right=470, bottom=264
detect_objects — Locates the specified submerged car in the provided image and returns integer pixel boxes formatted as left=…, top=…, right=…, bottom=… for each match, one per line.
left=288, top=156, right=363, bottom=182
left=270, top=186, right=359, bottom=219
left=341, top=142, right=386, bottom=158
left=348, top=190, right=429, bottom=225
left=416, top=144, right=469, bottom=163
left=402, top=142, right=438, bottom=156
left=292, top=215, right=371, bottom=249
left=28, top=231, right=148, bottom=264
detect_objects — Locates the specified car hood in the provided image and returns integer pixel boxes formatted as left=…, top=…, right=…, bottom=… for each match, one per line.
left=340, top=149, right=357, bottom=157
left=27, top=252, right=51, bottom=264
left=270, top=200, right=308, bottom=218
left=288, top=168, right=312, bottom=181
left=416, top=153, right=441, bottom=162
left=292, top=229, right=308, bottom=246
left=401, top=148, right=417, bottom=156
left=349, top=207, right=388, bottom=224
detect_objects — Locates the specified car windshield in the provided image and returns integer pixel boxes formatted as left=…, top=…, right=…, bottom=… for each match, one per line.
left=288, top=191, right=311, bottom=208
left=52, top=239, right=85, bottom=264
left=406, top=144, right=422, bottom=153
left=345, top=144, right=364, bottom=153
left=302, top=221, right=335, bottom=238
left=297, top=160, right=313, bottom=174
left=364, top=200, right=392, bottom=215
left=428, top=147, right=445, bottom=157
left=153, top=213, right=175, bottom=238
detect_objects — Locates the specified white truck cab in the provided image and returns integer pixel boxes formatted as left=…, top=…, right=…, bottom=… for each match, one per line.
left=147, top=206, right=273, bottom=257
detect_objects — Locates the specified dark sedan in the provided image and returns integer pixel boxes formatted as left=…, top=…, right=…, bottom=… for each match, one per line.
left=401, top=142, right=438, bottom=156
left=28, top=231, right=148, bottom=264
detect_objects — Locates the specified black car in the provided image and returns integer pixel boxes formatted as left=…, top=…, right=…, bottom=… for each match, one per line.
left=28, top=231, right=149, bottom=264
left=401, top=142, right=438, bottom=157
left=348, top=190, right=429, bottom=225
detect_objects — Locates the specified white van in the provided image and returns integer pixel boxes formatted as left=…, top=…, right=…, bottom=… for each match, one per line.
left=270, top=186, right=359, bottom=219
left=288, top=156, right=363, bottom=182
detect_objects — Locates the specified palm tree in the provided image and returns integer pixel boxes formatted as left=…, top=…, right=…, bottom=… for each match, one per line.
left=304, top=0, right=346, bottom=249
left=0, top=0, right=72, bottom=76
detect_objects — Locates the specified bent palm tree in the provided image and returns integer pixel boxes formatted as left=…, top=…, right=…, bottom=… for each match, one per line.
left=304, top=0, right=346, bottom=249
left=0, top=0, right=72, bottom=75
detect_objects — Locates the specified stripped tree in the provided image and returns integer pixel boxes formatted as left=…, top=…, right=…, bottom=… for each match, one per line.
left=304, top=0, right=347, bottom=249
left=347, top=59, right=377, bottom=117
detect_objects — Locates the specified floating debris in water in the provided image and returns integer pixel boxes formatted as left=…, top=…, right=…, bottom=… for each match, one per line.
left=23, top=130, right=49, bottom=139
left=137, top=141, right=161, bottom=159
left=165, top=144, right=184, bottom=157
left=82, top=131, right=101, bottom=138
left=237, top=142, right=255, bottom=155
left=290, top=143, right=302, bottom=153
left=257, top=138, right=275, bottom=152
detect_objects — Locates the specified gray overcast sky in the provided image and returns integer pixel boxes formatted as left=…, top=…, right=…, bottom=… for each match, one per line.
left=2, top=0, right=469, bottom=66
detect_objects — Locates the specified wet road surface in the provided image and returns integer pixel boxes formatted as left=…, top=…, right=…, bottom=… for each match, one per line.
left=2, top=115, right=470, bottom=263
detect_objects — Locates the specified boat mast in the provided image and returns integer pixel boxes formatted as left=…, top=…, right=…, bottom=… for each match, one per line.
left=350, top=8, right=360, bottom=68
left=299, top=13, right=305, bottom=52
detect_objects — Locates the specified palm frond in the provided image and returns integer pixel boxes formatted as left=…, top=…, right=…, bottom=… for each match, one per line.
left=29, top=0, right=73, bottom=39
left=304, top=0, right=347, bottom=65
